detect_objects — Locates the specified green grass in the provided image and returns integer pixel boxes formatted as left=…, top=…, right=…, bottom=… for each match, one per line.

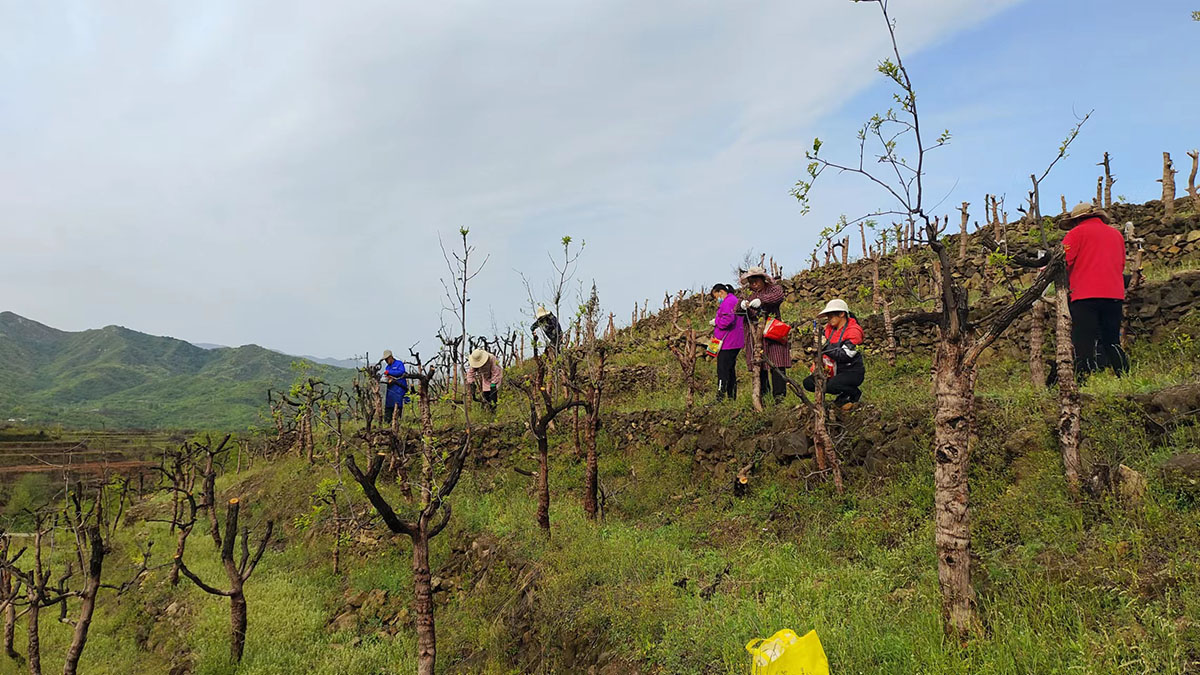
left=3, top=313, right=1200, bottom=674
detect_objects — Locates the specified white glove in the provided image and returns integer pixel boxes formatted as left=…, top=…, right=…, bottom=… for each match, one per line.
left=710, top=318, right=716, bottom=326
left=749, top=298, right=762, bottom=309
left=739, top=300, right=749, bottom=310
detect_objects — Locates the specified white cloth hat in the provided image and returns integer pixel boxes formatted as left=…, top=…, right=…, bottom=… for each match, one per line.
left=739, top=266, right=774, bottom=285
left=468, top=349, right=490, bottom=369
left=382, top=349, right=394, bottom=360
left=817, top=299, right=850, bottom=316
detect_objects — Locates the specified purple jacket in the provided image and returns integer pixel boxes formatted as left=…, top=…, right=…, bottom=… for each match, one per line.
left=713, top=294, right=745, bottom=350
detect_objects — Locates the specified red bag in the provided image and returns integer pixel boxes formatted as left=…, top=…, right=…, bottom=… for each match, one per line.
left=808, top=355, right=836, bottom=377
left=763, top=318, right=791, bottom=343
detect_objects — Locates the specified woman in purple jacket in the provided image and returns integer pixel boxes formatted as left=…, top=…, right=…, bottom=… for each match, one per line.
left=710, top=283, right=745, bottom=401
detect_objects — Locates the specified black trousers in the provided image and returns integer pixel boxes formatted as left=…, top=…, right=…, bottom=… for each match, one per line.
left=759, top=367, right=787, bottom=401
left=1069, top=298, right=1129, bottom=377
left=803, top=370, right=864, bottom=404
left=471, top=386, right=499, bottom=412
left=716, top=349, right=740, bottom=400
left=481, top=388, right=498, bottom=411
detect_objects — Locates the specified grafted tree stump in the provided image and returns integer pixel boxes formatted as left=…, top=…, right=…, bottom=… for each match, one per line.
left=1161, top=152, right=1177, bottom=219
left=1186, top=150, right=1199, bottom=213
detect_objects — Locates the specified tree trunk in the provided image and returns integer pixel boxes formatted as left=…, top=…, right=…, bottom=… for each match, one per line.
left=412, top=531, right=436, bottom=675
left=809, top=331, right=829, bottom=472
left=3, top=598, right=15, bottom=660
left=1101, top=152, right=1114, bottom=209
left=305, top=410, right=315, bottom=463
left=932, top=337, right=977, bottom=638
left=1187, top=150, right=1199, bottom=212
left=170, top=524, right=191, bottom=587
left=873, top=262, right=898, bottom=367
left=958, top=201, right=969, bottom=264
left=808, top=329, right=842, bottom=493
left=229, top=590, right=247, bottom=664
left=1054, top=282, right=1083, bottom=493
left=1, top=549, right=17, bottom=661
left=573, top=406, right=581, bottom=459
left=536, top=435, right=551, bottom=532
left=332, top=498, right=342, bottom=575
left=1162, top=152, right=1176, bottom=220
left=25, top=588, right=40, bottom=675
left=583, top=399, right=599, bottom=520
left=749, top=318, right=765, bottom=412
left=62, top=526, right=104, bottom=675
left=1029, top=299, right=1046, bottom=388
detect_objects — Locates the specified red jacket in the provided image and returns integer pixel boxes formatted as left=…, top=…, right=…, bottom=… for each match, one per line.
left=824, top=318, right=864, bottom=347
left=1063, top=217, right=1125, bottom=300
left=821, top=317, right=864, bottom=374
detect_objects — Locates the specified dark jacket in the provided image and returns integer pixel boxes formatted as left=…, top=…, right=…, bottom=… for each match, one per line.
left=821, top=317, right=865, bottom=375
left=532, top=313, right=563, bottom=347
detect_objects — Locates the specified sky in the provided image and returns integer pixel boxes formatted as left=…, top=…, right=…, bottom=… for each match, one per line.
left=1, top=0, right=1197, bottom=360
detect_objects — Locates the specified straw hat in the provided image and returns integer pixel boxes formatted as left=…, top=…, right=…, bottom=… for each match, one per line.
left=739, top=266, right=774, bottom=285
left=1062, top=202, right=1111, bottom=227
left=468, top=349, right=491, bottom=369
left=381, top=349, right=394, bottom=360
left=535, top=306, right=551, bottom=319
left=817, top=299, right=850, bottom=316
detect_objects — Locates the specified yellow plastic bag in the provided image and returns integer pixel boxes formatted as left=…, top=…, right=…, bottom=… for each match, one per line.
left=745, top=629, right=829, bottom=675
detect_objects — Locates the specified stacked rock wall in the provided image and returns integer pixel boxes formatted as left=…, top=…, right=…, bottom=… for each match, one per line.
left=771, top=199, right=1200, bottom=360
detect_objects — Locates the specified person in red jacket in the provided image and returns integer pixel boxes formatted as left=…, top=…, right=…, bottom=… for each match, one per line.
left=1062, top=202, right=1129, bottom=377
left=803, top=299, right=865, bottom=410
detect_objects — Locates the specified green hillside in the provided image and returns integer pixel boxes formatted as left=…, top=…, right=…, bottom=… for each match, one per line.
left=0, top=312, right=354, bottom=429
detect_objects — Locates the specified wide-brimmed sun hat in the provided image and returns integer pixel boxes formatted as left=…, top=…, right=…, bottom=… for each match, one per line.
left=381, top=349, right=394, bottom=360
left=1062, top=202, right=1111, bottom=226
left=817, top=299, right=851, bottom=316
left=535, top=306, right=551, bottom=319
left=468, top=349, right=491, bottom=369
left=739, top=266, right=774, bottom=285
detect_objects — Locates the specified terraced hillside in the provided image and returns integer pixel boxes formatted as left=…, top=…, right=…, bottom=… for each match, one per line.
left=2, top=200, right=1199, bottom=674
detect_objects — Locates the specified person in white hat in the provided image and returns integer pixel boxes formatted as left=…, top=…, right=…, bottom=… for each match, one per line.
left=531, top=306, right=562, bottom=352
left=738, top=266, right=792, bottom=402
left=803, top=299, right=865, bottom=410
left=379, top=349, right=409, bottom=423
left=1061, top=202, right=1129, bottom=377
left=466, top=349, right=502, bottom=412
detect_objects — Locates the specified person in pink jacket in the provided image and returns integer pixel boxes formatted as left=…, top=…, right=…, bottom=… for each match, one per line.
left=710, top=283, right=745, bottom=401
left=466, top=349, right=503, bottom=412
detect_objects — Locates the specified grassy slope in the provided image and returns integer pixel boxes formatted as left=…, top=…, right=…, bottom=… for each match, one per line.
left=5, top=312, right=1200, bottom=674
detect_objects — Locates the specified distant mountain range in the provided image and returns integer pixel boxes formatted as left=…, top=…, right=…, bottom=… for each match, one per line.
left=192, top=341, right=361, bottom=370
left=0, top=311, right=355, bottom=429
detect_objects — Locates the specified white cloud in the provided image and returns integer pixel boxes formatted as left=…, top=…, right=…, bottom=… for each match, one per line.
left=0, top=0, right=1023, bottom=357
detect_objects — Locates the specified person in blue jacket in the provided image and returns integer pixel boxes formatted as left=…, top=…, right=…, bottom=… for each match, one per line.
left=381, top=349, right=409, bottom=423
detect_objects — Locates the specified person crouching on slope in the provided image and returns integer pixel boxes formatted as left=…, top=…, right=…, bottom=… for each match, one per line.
left=1061, top=202, right=1130, bottom=378
left=709, top=283, right=745, bottom=401
left=467, top=349, right=503, bottom=413
left=803, top=299, right=865, bottom=411
left=380, top=349, right=410, bottom=423
left=740, top=266, right=792, bottom=403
